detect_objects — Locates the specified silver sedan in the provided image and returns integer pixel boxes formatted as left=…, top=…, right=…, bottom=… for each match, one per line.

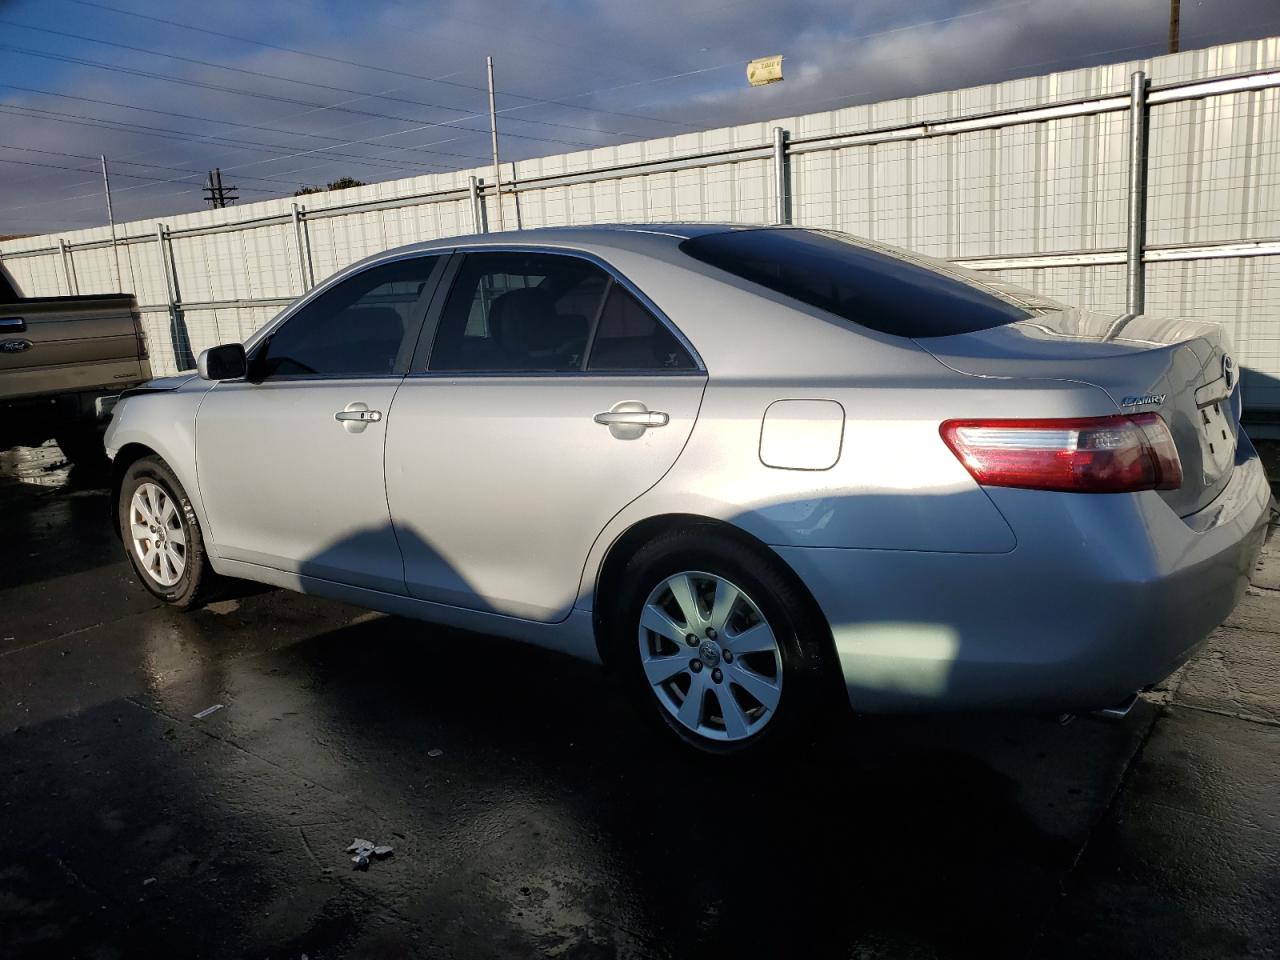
left=105, top=225, right=1270, bottom=755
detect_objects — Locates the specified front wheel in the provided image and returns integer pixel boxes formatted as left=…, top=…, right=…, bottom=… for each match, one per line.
left=118, top=455, right=216, bottom=608
left=610, top=527, right=836, bottom=756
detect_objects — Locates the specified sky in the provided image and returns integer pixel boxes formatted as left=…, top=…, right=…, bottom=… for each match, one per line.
left=0, top=0, right=1277, bottom=236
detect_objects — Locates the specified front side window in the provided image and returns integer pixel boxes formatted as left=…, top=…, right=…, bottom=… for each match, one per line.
left=258, top=257, right=441, bottom=379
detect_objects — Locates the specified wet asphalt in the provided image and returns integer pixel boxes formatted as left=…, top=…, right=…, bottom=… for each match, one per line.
left=0, top=443, right=1277, bottom=960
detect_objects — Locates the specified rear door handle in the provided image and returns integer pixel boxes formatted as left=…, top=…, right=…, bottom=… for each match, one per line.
left=593, top=410, right=669, bottom=428
left=0, top=317, right=27, bottom=333
left=594, top=401, right=669, bottom=440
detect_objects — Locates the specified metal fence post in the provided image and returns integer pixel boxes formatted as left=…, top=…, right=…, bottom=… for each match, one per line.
left=291, top=202, right=313, bottom=293
left=1125, top=70, right=1149, bottom=316
left=469, top=176, right=485, bottom=233
left=58, top=239, right=78, bottom=296
left=156, top=223, right=193, bottom=370
left=773, top=126, right=790, bottom=225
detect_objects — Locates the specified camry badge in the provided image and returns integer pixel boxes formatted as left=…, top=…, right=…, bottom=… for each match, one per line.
left=1121, top=393, right=1165, bottom=407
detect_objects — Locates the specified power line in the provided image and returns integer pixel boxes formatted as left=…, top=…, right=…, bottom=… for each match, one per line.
left=0, top=104, right=461, bottom=180
left=0, top=43, right=606, bottom=152
left=0, top=142, right=325, bottom=186
left=0, top=83, right=491, bottom=165
left=0, top=153, right=280, bottom=192
left=0, top=19, right=650, bottom=141
left=60, top=0, right=703, bottom=130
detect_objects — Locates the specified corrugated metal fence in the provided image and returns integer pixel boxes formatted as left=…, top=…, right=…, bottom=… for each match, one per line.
left=3, top=38, right=1279, bottom=408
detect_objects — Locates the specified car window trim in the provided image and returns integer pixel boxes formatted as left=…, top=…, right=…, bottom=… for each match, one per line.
left=409, top=244, right=705, bottom=378
left=248, top=251, right=450, bottom=383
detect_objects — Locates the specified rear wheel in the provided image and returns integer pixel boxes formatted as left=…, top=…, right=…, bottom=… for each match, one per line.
left=118, top=456, right=215, bottom=608
left=609, top=526, right=835, bottom=756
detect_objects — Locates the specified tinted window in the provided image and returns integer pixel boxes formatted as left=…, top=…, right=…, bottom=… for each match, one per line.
left=588, top=285, right=695, bottom=371
left=259, top=257, right=439, bottom=378
left=679, top=229, right=1034, bottom=338
left=428, top=252, right=606, bottom=372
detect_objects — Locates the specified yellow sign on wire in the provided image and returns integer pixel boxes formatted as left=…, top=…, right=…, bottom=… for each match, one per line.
left=747, top=55, right=784, bottom=87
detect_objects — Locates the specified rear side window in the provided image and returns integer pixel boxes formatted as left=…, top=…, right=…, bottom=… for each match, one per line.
left=428, top=252, right=604, bottom=372
left=588, top=285, right=695, bottom=371
left=679, top=229, right=1033, bottom=338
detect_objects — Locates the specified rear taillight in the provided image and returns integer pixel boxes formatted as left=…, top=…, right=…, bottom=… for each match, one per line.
left=940, top=414, right=1183, bottom=493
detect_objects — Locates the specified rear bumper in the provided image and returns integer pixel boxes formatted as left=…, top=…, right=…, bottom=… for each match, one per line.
left=774, top=438, right=1271, bottom=714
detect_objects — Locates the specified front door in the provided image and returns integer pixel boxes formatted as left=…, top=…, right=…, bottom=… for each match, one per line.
left=196, top=255, right=444, bottom=593
left=385, top=249, right=706, bottom=622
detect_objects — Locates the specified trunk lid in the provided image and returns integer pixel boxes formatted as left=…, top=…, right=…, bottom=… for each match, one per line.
left=917, top=308, right=1240, bottom=517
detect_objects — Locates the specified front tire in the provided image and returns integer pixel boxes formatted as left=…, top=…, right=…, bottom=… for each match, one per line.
left=118, top=456, right=215, bottom=608
left=609, top=526, right=836, bottom=756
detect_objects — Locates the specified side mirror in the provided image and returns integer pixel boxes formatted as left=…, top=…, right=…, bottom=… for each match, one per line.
left=197, top=343, right=247, bottom=381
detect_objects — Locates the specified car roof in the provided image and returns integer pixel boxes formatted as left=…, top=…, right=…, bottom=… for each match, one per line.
left=378, top=222, right=763, bottom=258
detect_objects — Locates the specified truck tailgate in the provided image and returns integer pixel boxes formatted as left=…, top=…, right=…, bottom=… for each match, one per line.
left=0, top=295, right=148, bottom=401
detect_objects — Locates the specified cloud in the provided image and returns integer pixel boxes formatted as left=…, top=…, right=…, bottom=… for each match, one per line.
left=1, top=0, right=1276, bottom=234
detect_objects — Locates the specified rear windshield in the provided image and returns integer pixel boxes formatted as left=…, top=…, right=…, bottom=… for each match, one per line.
left=679, top=228, right=1042, bottom=338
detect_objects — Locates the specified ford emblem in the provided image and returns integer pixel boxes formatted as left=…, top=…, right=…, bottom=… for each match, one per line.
left=0, top=339, right=32, bottom=353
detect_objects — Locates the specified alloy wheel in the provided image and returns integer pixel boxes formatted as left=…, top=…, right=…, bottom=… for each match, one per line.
left=637, top=570, right=784, bottom=742
left=129, top=481, right=187, bottom=587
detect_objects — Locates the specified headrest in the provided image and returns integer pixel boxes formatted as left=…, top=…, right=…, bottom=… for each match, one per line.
left=490, top=288, right=583, bottom=358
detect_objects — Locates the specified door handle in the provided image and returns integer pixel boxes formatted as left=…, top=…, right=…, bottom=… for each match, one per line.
left=0, top=317, right=26, bottom=333
left=335, top=401, right=382, bottom=434
left=594, top=401, right=669, bottom=440
left=593, top=410, right=669, bottom=428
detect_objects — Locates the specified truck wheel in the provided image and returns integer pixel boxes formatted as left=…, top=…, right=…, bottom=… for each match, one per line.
left=118, top=455, right=216, bottom=608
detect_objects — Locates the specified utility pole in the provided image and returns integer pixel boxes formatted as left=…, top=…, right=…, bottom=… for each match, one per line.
left=203, top=168, right=239, bottom=209
left=101, top=155, right=124, bottom=292
left=1168, top=0, right=1181, bottom=54
left=486, top=55, right=505, bottom=231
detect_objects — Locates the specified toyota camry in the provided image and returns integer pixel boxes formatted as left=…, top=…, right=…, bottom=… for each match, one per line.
left=104, top=225, right=1270, bottom=755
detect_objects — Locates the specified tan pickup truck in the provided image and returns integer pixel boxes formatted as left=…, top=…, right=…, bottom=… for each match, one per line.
left=0, top=271, right=152, bottom=463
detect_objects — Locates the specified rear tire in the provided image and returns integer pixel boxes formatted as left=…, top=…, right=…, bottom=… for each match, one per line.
left=118, top=455, right=216, bottom=609
left=607, top=525, right=837, bottom=757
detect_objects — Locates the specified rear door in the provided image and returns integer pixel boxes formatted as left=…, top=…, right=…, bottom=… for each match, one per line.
left=196, top=255, right=445, bottom=592
left=384, top=249, right=706, bottom=622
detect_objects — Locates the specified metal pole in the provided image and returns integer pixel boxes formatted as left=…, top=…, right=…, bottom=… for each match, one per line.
left=1125, top=71, right=1149, bottom=316
left=469, top=176, right=485, bottom=233
left=59, top=239, right=78, bottom=296
left=1168, top=0, right=1181, bottom=54
left=772, top=126, right=789, bottom=225
left=156, top=224, right=176, bottom=318
left=101, top=155, right=124, bottom=292
left=291, top=203, right=312, bottom=292
left=486, top=56, right=506, bottom=231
